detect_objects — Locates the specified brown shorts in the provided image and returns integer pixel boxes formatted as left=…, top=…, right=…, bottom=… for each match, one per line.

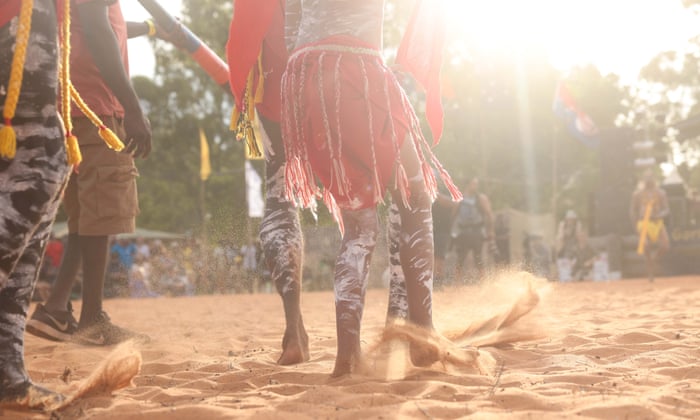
left=63, top=116, right=139, bottom=236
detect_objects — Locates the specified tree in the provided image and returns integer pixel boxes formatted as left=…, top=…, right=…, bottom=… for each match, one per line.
left=133, top=0, right=632, bottom=241
left=134, top=0, right=248, bottom=243
left=634, top=1, right=700, bottom=189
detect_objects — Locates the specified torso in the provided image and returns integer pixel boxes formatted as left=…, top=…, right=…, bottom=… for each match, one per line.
left=635, top=187, right=665, bottom=220
left=70, top=0, right=128, bottom=117
left=295, top=0, right=384, bottom=48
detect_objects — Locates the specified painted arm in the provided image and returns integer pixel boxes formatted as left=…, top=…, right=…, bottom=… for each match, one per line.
left=285, top=0, right=302, bottom=52
left=77, top=1, right=151, bottom=158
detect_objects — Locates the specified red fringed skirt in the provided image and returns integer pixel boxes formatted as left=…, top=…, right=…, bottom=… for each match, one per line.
left=281, top=35, right=460, bottom=226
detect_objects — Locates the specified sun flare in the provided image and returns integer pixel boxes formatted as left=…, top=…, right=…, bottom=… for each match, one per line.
left=441, top=0, right=700, bottom=79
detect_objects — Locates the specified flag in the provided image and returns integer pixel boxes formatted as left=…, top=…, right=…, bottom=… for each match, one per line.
left=553, top=81, right=600, bottom=148
left=245, top=161, right=264, bottom=218
left=396, top=0, right=447, bottom=145
left=199, top=128, right=211, bottom=181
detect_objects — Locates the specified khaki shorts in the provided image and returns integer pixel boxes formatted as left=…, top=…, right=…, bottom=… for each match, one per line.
left=64, top=116, right=139, bottom=236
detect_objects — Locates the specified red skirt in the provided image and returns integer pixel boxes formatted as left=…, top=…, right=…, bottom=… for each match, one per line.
left=281, top=35, right=459, bottom=226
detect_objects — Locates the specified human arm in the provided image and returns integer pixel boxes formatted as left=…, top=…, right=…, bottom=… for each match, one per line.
left=435, top=192, right=458, bottom=209
left=127, top=19, right=191, bottom=50
left=126, top=21, right=150, bottom=38
left=285, top=0, right=302, bottom=51
left=77, top=1, right=151, bottom=157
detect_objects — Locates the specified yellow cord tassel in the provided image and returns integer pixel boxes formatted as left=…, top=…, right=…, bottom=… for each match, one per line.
left=98, top=125, right=125, bottom=151
left=69, top=84, right=124, bottom=151
left=59, top=0, right=81, bottom=165
left=230, top=54, right=264, bottom=159
left=65, top=133, right=81, bottom=165
left=0, top=124, right=17, bottom=159
left=1, top=0, right=34, bottom=159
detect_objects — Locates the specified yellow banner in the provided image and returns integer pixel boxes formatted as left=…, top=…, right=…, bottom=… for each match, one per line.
left=199, top=127, right=211, bottom=181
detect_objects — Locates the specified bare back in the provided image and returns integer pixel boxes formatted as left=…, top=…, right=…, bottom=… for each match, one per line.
left=289, top=0, right=385, bottom=49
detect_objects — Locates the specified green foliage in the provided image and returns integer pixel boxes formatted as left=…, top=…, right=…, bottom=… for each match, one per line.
left=636, top=1, right=700, bottom=188
left=134, top=0, right=246, bottom=242
left=134, top=0, right=631, bottom=238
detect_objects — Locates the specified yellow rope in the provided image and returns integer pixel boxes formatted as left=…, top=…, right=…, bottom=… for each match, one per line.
left=59, top=0, right=82, bottom=165
left=58, top=0, right=129, bottom=164
left=230, top=53, right=264, bottom=159
left=69, top=84, right=124, bottom=151
left=0, top=0, right=34, bottom=159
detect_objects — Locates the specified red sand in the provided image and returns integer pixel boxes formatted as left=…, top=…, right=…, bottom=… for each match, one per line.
left=3, top=275, right=699, bottom=419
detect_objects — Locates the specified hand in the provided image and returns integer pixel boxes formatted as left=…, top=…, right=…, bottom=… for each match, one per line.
left=154, top=20, right=190, bottom=51
left=122, top=111, right=152, bottom=159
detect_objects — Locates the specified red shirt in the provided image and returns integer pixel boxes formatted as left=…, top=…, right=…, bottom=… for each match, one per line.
left=0, top=1, right=22, bottom=28
left=45, top=240, right=64, bottom=268
left=70, top=0, right=129, bottom=118
left=0, top=1, right=65, bottom=34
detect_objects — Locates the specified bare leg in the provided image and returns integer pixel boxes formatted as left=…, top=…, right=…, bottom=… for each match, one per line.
left=331, top=208, right=378, bottom=377
left=646, top=226, right=670, bottom=282
left=77, top=235, right=109, bottom=326
left=386, top=201, right=408, bottom=323
left=259, top=116, right=309, bottom=365
left=44, top=233, right=81, bottom=313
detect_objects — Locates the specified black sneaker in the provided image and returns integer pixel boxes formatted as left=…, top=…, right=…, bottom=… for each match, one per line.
left=73, top=311, right=150, bottom=346
left=26, top=303, right=78, bottom=342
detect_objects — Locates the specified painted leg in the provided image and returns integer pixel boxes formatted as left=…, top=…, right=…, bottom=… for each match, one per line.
left=389, top=139, right=439, bottom=367
left=0, top=0, right=69, bottom=408
left=0, top=216, right=65, bottom=410
left=331, top=208, right=378, bottom=377
left=259, top=116, right=308, bottom=365
left=386, top=200, right=408, bottom=323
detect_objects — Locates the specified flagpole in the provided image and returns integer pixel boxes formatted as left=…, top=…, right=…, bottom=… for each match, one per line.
left=552, top=124, right=559, bottom=225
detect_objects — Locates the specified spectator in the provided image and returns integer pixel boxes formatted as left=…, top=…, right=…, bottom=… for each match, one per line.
left=128, top=254, right=158, bottom=298
left=448, top=177, right=495, bottom=282
left=111, top=238, right=137, bottom=272
left=555, top=210, right=590, bottom=281
left=135, top=237, right=150, bottom=259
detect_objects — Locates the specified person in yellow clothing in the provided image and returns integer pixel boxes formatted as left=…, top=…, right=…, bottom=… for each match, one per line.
left=630, top=171, right=670, bottom=282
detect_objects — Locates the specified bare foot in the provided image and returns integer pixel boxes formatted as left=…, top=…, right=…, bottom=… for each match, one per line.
left=330, top=355, right=364, bottom=378
left=0, top=380, right=65, bottom=411
left=330, top=348, right=366, bottom=378
left=277, top=324, right=309, bottom=366
left=410, top=343, right=440, bottom=367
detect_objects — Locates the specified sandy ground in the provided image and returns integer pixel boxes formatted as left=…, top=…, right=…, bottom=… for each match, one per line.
left=3, top=275, right=700, bottom=419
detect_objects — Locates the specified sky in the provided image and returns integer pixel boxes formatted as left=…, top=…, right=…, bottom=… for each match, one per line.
left=444, top=0, right=700, bottom=82
left=122, top=1, right=183, bottom=77
left=123, top=0, right=700, bottom=83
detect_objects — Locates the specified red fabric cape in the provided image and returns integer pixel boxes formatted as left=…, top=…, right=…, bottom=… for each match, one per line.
left=226, top=0, right=287, bottom=121
left=396, top=0, right=446, bottom=145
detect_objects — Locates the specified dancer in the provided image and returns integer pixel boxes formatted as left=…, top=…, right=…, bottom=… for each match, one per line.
left=282, top=0, right=460, bottom=376
left=227, top=1, right=308, bottom=365
left=0, top=0, right=69, bottom=409
left=27, top=0, right=151, bottom=345
left=630, top=170, right=670, bottom=282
